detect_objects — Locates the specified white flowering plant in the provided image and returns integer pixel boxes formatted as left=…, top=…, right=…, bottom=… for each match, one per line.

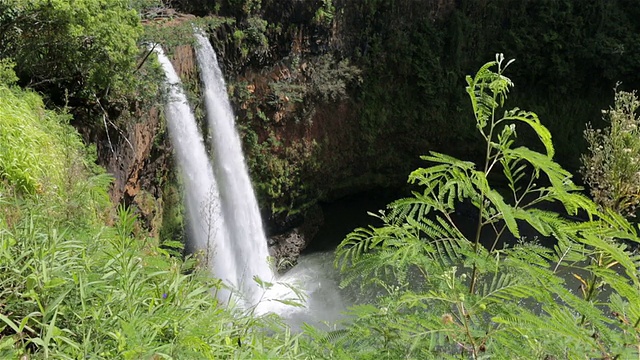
left=582, top=89, right=640, bottom=217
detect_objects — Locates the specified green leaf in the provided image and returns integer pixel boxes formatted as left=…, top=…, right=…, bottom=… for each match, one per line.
left=500, top=108, right=554, bottom=158
left=0, top=336, right=15, bottom=350
left=472, top=171, right=519, bottom=238
left=0, top=313, right=20, bottom=334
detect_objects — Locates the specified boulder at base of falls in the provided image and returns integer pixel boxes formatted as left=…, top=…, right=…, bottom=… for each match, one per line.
left=268, top=204, right=324, bottom=272
left=268, top=229, right=307, bottom=272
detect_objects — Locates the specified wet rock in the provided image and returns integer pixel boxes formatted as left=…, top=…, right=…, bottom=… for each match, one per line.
left=268, top=204, right=324, bottom=271
left=268, top=228, right=307, bottom=271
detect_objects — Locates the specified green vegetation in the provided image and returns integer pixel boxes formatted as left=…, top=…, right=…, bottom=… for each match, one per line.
left=0, top=73, right=308, bottom=359
left=1, top=85, right=74, bottom=195
left=229, top=52, right=360, bottom=217
left=2, top=0, right=640, bottom=357
left=207, top=0, right=640, bottom=220
left=331, top=56, right=640, bottom=359
left=0, top=0, right=141, bottom=102
left=340, top=0, right=640, bottom=173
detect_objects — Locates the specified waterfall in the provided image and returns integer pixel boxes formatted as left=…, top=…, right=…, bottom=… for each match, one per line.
left=154, top=47, right=238, bottom=302
left=155, top=39, right=274, bottom=307
left=194, top=33, right=274, bottom=306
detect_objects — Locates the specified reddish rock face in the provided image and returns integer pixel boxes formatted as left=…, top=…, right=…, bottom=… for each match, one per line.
left=102, top=105, right=166, bottom=237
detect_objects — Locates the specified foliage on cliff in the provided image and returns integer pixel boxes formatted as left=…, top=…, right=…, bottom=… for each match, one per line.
left=1, top=84, right=77, bottom=195
left=164, top=0, right=640, bottom=222
left=338, top=0, right=640, bottom=170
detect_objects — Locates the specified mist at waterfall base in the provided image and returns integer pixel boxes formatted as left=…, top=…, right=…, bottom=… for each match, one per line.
left=267, top=190, right=402, bottom=329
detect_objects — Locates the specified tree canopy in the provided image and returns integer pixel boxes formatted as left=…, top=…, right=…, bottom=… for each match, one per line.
left=0, top=0, right=142, bottom=103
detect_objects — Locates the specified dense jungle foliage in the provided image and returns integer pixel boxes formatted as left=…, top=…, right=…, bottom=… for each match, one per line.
left=337, top=0, right=640, bottom=169
left=4, top=0, right=640, bottom=219
left=1, top=0, right=640, bottom=358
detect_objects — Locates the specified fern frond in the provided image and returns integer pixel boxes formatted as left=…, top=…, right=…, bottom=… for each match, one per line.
left=410, top=152, right=477, bottom=208
left=512, top=208, right=559, bottom=238
left=549, top=236, right=588, bottom=268
left=599, top=207, right=639, bottom=237
left=501, top=157, right=528, bottom=196
left=335, top=226, right=380, bottom=272
left=465, top=61, right=500, bottom=130
left=499, top=108, right=554, bottom=158
left=476, top=273, right=534, bottom=305
left=607, top=292, right=640, bottom=340
left=505, top=146, right=572, bottom=186
left=578, top=232, right=639, bottom=282
left=406, top=215, right=460, bottom=246
left=418, top=152, right=477, bottom=170
left=491, top=304, right=601, bottom=359
left=388, top=195, right=439, bottom=225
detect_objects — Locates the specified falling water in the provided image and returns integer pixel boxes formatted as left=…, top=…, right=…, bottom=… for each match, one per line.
left=154, top=46, right=238, bottom=302
left=194, top=34, right=275, bottom=306
left=157, top=39, right=346, bottom=322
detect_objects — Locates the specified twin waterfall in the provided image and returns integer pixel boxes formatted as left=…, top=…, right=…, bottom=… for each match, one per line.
left=154, top=35, right=274, bottom=307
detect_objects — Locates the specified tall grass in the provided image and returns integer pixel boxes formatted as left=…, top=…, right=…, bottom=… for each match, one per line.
left=0, top=85, right=71, bottom=195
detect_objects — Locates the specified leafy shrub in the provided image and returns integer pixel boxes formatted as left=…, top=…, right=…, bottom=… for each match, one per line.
left=245, top=16, right=270, bottom=56
left=312, top=0, right=335, bottom=26
left=0, top=59, right=18, bottom=85
left=228, top=0, right=262, bottom=16
left=0, top=0, right=141, bottom=100
left=330, top=55, right=640, bottom=359
left=582, top=89, right=640, bottom=217
left=307, top=54, right=361, bottom=103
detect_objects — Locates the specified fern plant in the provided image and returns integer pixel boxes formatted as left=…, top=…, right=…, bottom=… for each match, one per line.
left=330, top=54, right=640, bottom=359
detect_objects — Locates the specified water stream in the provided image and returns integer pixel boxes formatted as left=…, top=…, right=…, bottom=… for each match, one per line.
left=154, top=46, right=235, bottom=302
left=194, top=33, right=275, bottom=306
left=156, top=39, right=276, bottom=307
